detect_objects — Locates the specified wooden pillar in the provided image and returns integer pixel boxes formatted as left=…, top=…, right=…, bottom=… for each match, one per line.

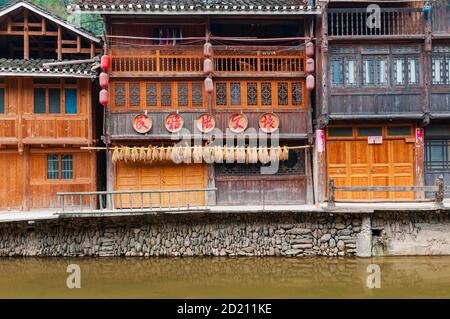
left=320, top=1, right=329, bottom=128
left=57, top=26, right=62, bottom=60
left=415, top=127, right=425, bottom=200
left=23, top=9, right=29, bottom=60
left=22, top=146, right=30, bottom=211
left=422, top=12, right=432, bottom=126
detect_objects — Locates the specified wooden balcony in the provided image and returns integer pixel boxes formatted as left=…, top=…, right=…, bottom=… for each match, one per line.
left=110, top=45, right=305, bottom=77
left=328, top=7, right=425, bottom=39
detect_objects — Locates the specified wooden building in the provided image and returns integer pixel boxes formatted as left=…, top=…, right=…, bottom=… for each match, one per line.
left=70, top=0, right=320, bottom=206
left=0, top=1, right=102, bottom=210
left=315, top=0, right=450, bottom=202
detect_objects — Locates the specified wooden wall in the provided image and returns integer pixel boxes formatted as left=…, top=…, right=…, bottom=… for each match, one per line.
left=0, top=77, right=93, bottom=146
left=0, top=149, right=24, bottom=209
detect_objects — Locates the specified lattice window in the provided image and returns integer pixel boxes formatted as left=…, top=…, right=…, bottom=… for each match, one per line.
left=432, top=58, right=445, bottom=85
left=47, top=155, right=59, bottom=180
left=191, top=83, right=203, bottom=106
left=61, top=155, right=73, bottom=179
left=146, top=83, right=157, bottom=106
left=247, top=82, right=258, bottom=106
left=362, top=57, right=388, bottom=86
left=129, top=82, right=140, bottom=107
left=330, top=59, right=344, bottom=86
left=161, top=83, right=172, bottom=107
left=178, top=82, right=189, bottom=107
left=230, top=82, right=241, bottom=106
left=216, top=82, right=227, bottom=106
left=114, top=83, right=126, bottom=107
left=261, top=82, right=272, bottom=106
left=407, top=58, right=419, bottom=85
left=425, top=138, right=450, bottom=170
left=291, top=82, right=302, bottom=106
left=277, top=82, right=288, bottom=106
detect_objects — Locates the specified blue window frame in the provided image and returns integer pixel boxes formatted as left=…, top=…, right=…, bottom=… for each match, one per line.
left=34, top=88, right=46, bottom=113
left=0, top=87, right=4, bottom=113
left=47, top=154, right=74, bottom=180
left=65, top=89, right=77, bottom=114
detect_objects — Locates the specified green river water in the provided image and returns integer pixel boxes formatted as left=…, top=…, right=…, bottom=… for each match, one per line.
left=0, top=256, right=449, bottom=298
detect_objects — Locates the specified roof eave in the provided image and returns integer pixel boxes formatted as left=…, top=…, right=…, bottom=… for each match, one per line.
left=68, top=10, right=322, bottom=15
left=0, top=2, right=101, bottom=44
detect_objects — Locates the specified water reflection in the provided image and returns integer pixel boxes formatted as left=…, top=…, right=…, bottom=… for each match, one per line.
left=0, top=257, right=449, bottom=298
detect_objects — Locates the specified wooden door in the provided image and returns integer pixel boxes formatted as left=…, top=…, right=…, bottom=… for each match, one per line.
left=327, top=126, right=415, bottom=201
left=0, top=151, right=24, bottom=210
left=115, top=162, right=206, bottom=208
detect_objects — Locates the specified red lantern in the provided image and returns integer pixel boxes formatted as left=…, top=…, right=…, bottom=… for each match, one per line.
left=306, top=58, right=315, bottom=73
left=204, top=58, right=213, bottom=75
left=305, top=41, right=315, bottom=58
left=99, top=89, right=109, bottom=105
left=99, top=72, right=109, bottom=89
left=203, top=42, right=213, bottom=57
left=204, top=77, right=213, bottom=93
left=100, top=55, right=110, bottom=71
left=306, top=74, right=315, bottom=91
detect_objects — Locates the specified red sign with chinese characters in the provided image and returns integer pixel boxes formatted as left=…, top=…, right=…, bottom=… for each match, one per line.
left=228, top=113, right=248, bottom=133
left=196, top=114, right=216, bottom=133
left=415, top=128, right=424, bottom=144
left=259, top=113, right=280, bottom=133
left=132, top=114, right=152, bottom=134
left=165, top=113, right=184, bottom=133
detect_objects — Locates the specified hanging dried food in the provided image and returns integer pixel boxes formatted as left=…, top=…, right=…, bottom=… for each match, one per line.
left=258, top=147, right=270, bottom=164
left=247, top=147, right=258, bottom=164
left=111, top=146, right=120, bottom=164
left=280, top=146, right=289, bottom=161
left=203, top=146, right=214, bottom=163
left=139, top=147, right=147, bottom=161
left=158, top=147, right=165, bottom=161
left=151, top=146, right=159, bottom=161
left=182, top=145, right=192, bottom=163
left=224, top=146, right=235, bottom=163
left=165, top=146, right=173, bottom=161
left=236, top=146, right=246, bottom=163
left=123, top=146, right=131, bottom=162
left=193, top=145, right=203, bottom=163
left=269, top=146, right=281, bottom=163
left=131, top=147, right=139, bottom=162
left=170, top=146, right=182, bottom=164
left=214, top=146, right=224, bottom=163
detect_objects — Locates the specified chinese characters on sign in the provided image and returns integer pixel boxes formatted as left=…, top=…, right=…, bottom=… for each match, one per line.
left=415, top=128, right=424, bottom=146
left=259, top=113, right=280, bottom=133
left=228, top=113, right=248, bottom=133
left=132, top=114, right=152, bottom=134
left=165, top=113, right=184, bottom=133
left=316, top=129, right=325, bottom=153
left=196, top=114, right=216, bottom=133
left=367, top=136, right=383, bottom=144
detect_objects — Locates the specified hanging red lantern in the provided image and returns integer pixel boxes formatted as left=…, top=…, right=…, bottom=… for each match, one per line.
left=99, top=89, right=109, bottom=105
left=203, top=58, right=213, bottom=75
left=306, top=58, right=315, bottom=73
left=100, top=55, right=110, bottom=71
left=204, top=76, right=214, bottom=93
left=305, top=41, right=315, bottom=58
left=203, top=42, right=213, bottom=57
left=99, top=72, right=109, bottom=89
left=306, top=74, right=315, bottom=91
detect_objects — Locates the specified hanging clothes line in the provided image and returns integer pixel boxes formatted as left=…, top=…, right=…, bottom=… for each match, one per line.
left=80, top=145, right=313, bottom=151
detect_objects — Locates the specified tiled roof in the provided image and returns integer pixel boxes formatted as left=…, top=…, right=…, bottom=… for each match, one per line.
left=0, top=59, right=98, bottom=78
left=0, top=1, right=101, bottom=43
left=68, top=0, right=321, bottom=14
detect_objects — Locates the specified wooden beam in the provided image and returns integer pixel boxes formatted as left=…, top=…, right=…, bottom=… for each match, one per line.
left=57, top=26, right=62, bottom=60
left=41, top=17, right=46, bottom=35
left=23, top=9, right=29, bottom=60
left=77, top=36, right=81, bottom=53
left=90, top=42, right=95, bottom=59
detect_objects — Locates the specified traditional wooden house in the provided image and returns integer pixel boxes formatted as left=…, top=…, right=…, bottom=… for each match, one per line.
left=316, top=0, right=440, bottom=202
left=70, top=0, right=320, bottom=207
left=0, top=1, right=102, bottom=210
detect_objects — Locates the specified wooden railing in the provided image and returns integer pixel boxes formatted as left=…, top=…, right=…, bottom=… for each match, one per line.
left=327, top=177, right=445, bottom=209
left=110, top=46, right=305, bottom=75
left=328, top=7, right=425, bottom=37
left=213, top=46, right=304, bottom=74
left=110, top=47, right=204, bottom=74
left=57, top=188, right=217, bottom=214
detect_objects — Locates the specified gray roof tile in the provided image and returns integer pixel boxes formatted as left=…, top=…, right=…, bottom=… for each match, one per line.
left=0, top=59, right=97, bottom=78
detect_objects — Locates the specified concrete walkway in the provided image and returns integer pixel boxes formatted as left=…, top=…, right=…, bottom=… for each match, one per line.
left=0, top=200, right=449, bottom=223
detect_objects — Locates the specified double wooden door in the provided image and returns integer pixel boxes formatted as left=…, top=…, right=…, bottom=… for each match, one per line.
left=327, top=133, right=415, bottom=201
left=115, top=162, right=207, bottom=208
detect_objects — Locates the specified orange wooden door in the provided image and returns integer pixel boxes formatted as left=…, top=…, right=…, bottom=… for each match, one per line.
left=115, top=162, right=206, bottom=208
left=327, top=137, right=414, bottom=201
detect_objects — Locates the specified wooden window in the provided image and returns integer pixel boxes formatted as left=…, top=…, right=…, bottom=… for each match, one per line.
left=291, top=82, right=302, bottom=106
left=357, top=127, right=382, bottom=136
left=230, top=82, right=241, bottom=106
left=331, top=58, right=357, bottom=87
left=330, top=59, right=343, bottom=86
left=161, top=83, right=172, bottom=107
left=216, top=82, right=227, bottom=106
left=393, top=57, right=420, bottom=86
left=114, top=82, right=126, bottom=107
left=191, top=83, right=203, bottom=107
left=178, top=82, right=189, bottom=107
left=328, top=127, right=353, bottom=137
left=432, top=57, right=450, bottom=85
left=247, top=82, right=258, bottom=106
left=362, top=57, right=388, bottom=86
left=278, top=82, right=288, bottom=106
left=425, top=138, right=450, bottom=170
left=0, top=80, right=4, bottom=113
left=33, top=79, right=78, bottom=114
left=387, top=126, right=411, bottom=136
left=129, top=82, right=140, bottom=107
left=261, top=82, right=272, bottom=106
left=146, top=83, right=158, bottom=106
left=47, top=154, right=73, bottom=180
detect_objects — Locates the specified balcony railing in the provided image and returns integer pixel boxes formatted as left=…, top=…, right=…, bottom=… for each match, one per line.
left=110, top=45, right=305, bottom=76
left=57, top=188, right=217, bottom=214
left=328, top=7, right=425, bottom=37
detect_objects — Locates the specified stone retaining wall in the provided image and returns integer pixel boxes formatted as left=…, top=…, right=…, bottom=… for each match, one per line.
left=0, top=211, right=449, bottom=257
